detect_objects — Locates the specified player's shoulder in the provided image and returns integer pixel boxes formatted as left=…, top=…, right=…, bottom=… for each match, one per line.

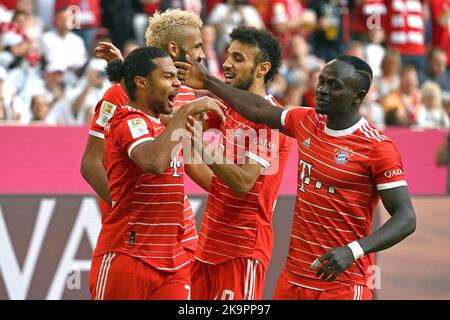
left=283, top=106, right=319, bottom=125
left=103, top=83, right=128, bottom=104
left=111, top=105, right=147, bottom=123
left=354, top=120, right=397, bottom=150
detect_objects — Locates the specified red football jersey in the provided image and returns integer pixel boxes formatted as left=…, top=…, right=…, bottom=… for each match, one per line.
left=385, top=0, right=426, bottom=55
left=94, top=106, right=191, bottom=271
left=195, top=95, right=293, bottom=270
left=429, top=0, right=450, bottom=66
left=89, top=83, right=128, bottom=140
left=280, top=107, right=407, bottom=290
left=88, top=83, right=199, bottom=258
left=173, top=85, right=197, bottom=108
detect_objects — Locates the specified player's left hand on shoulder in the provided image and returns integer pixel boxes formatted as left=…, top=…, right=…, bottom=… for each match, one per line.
left=310, top=246, right=355, bottom=282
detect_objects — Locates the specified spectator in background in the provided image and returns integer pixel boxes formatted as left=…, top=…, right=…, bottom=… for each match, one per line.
left=285, top=34, right=325, bottom=73
left=160, top=0, right=206, bottom=20
left=122, top=38, right=140, bottom=59
left=359, top=84, right=384, bottom=129
left=428, top=0, right=450, bottom=70
left=55, top=0, right=102, bottom=52
left=29, top=93, right=50, bottom=123
left=309, top=0, right=351, bottom=62
left=42, top=61, right=66, bottom=109
left=35, top=0, right=55, bottom=30
left=0, top=64, right=24, bottom=121
left=345, top=40, right=364, bottom=59
left=280, top=68, right=307, bottom=108
left=46, top=59, right=108, bottom=124
left=382, top=65, right=421, bottom=127
left=364, top=28, right=385, bottom=79
left=302, top=66, right=320, bottom=108
left=208, top=0, right=264, bottom=60
left=40, top=6, right=88, bottom=82
left=201, top=24, right=221, bottom=78
left=133, top=0, right=161, bottom=46
left=416, top=81, right=449, bottom=129
left=350, top=0, right=386, bottom=42
left=0, top=67, right=8, bottom=120
left=384, top=0, right=426, bottom=73
left=376, top=49, right=401, bottom=99
left=100, top=0, right=142, bottom=50
left=16, top=0, right=45, bottom=44
left=257, top=0, right=316, bottom=58
left=419, top=48, right=450, bottom=93
left=0, top=9, right=32, bottom=69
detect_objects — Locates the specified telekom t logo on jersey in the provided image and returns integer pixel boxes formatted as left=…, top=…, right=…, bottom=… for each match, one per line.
left=170, top=157, right=181, bottom=177
left=299, top=160, right=313, bottom=192
left=299, top=159, right=336, bottom=194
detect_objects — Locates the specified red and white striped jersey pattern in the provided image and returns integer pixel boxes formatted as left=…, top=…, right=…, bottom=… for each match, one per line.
left=173, top=85, right=197, bottom=108
left=195, top=95, right=292, bottom=269
left=280, top=107, right=407, bottom=290
left=94, top=106, right=191, bottom=271
left=88, top=84, right=199, bottom=258
left=385, top=0, right=426, bottom=55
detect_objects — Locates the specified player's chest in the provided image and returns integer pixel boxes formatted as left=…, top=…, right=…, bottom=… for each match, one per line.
left=296, top=134, right=371, bottom=188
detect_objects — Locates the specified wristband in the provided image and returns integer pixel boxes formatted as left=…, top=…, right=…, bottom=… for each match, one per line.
left=347, top=241, right=365, bottom=261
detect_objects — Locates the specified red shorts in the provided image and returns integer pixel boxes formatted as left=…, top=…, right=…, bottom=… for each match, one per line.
left=273, top=270, right=373, bottom=300
left=89, top=252, right=191, bottom=300
left=191, top=258, right=265, bottom=300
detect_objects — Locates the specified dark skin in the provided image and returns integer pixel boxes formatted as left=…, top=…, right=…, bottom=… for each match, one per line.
left=177, top=56, right=417, bottom=282
left=81, top=31, right=211, bottom=203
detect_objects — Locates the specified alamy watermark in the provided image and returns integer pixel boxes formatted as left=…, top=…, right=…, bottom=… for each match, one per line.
left=66, top=5, right=81, bottom=30
left=169, top=120, right=281, bottom=175
left=366, top=264, right=382, bottom=290
left=66, top=269, right=81, bottom=290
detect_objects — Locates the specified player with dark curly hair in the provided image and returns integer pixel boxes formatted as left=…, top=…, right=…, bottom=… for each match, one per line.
left=179, top=26, right=292, bottom=300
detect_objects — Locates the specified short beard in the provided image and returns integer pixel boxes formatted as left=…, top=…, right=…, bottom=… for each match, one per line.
left=233, top=77, right=254, bottom=90
left=232, top=65, right=257, bottom=91
left=177, top=47, right=200, bottom=63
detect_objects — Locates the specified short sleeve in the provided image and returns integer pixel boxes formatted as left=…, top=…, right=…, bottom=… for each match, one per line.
left=89, top=85, right=128, bottom=139
left=115, top=115, right=156, bottom=159
left=244, top=124, right=279, bottom=169
left=246, top=125, right=292, bottom=175
left=369, top=140, right=408, bottom=191
left=280, top=107, right=311, bottom=138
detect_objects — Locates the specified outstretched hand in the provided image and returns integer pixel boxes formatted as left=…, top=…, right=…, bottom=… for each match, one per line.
left=175, top=55, right=209, bottom=90
left=94, top=42, right=124, bottom=63
left=185, top=96, right=226, bottom=123
left=309, top=246, right=355, bottom=282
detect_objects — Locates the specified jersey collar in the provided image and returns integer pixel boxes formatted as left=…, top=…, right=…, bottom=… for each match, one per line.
left=324, top=117, right=367, bottom=137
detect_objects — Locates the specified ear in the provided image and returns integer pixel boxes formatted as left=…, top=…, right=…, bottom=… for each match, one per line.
left=134, top=76, right=148, bottom=90
left=257, top=61, right=271, bottom=79
left=167, top=41, right=179, bottom=60
left=354, top=90, right=367, bottom=106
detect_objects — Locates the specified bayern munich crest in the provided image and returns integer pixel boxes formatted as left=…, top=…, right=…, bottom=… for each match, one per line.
left=334, top=149, right=350, bottom=165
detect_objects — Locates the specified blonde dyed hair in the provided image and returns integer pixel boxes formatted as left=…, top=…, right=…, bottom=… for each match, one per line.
left=420, top=80, right=442, bottom=107
left=145, top=9, right=203, bottom=49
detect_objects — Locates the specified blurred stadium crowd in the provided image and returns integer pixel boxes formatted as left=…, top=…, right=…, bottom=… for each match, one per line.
left=0, top=0, right=449, bottom=129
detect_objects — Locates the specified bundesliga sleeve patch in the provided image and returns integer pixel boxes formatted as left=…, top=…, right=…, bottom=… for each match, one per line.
left=127, top=118, right=149, bottom=139
left=95, top=101, right=117, bottom=127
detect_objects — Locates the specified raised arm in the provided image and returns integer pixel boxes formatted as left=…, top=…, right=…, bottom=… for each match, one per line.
left=175, top=57, right=284, bottom=131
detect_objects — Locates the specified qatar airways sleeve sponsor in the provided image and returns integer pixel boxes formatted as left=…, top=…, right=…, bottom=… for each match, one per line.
left=369, top=141, right=408, bottom=190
